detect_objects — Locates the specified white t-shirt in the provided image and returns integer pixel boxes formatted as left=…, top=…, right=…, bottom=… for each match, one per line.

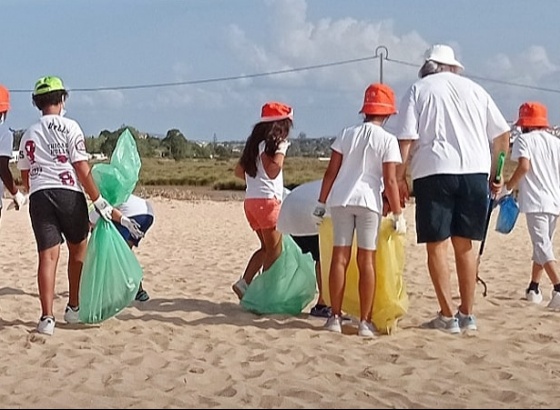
left=0, top=123, right=13, bottom=207
left=511, top=130, right=560, bottom=215
left=89, top=194, right=154, bottom=225
left=244, top=141, right=284, bottom=200
left=326, top=122, right=402, bottom=213
left=17, top=115, right=89, bottom=195
left=277, top=180, right=322, bottom=236
left=392, top=72, right=510, bottom=181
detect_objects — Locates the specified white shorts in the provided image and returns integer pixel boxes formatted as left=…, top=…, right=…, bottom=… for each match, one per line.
left=526, top=212, right=558, bottom=265
left=330, top=206, right=381, bottom=251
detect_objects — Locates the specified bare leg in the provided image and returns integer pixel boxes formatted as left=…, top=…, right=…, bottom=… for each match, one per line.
left=67, top=240, right=87, bottom=308
left=315, top=261, right=326, bottom=306
left=242, top=248, right=265, bottom=285
left=543, top=261, right=560, bottom=285
left=357, top=248, right=376, bottom=322
left=260, top=228, right=283, bottom=272
left=38, top=245, right=61, bottom=317
left=329, top=246, right=351, bottom=316
left=426, top=239, right=454, bottom=317
left=531, top=262, right=545, bottom=284
left=451, top=236, right=477, bottom=315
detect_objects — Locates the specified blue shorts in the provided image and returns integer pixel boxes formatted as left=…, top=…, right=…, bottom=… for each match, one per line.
left=413, top=173, right=489, bottom=243
left=114, top=214, right=154, bottom=247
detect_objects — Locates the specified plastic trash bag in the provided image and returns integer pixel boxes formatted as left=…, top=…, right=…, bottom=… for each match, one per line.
left=319, top=217, right=408, bottom=334
left=496, top=195, right=520, bottom=234
left=241, top=235, right=317, bottom=315
left=79, top=219, right=144, bottom=324
left=79, top=128, right=144, bottom=323
left=92, top=128, right=141, bottom=207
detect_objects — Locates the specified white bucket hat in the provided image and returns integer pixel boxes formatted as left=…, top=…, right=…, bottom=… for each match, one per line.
left=424, top=44, right=464, bottom=70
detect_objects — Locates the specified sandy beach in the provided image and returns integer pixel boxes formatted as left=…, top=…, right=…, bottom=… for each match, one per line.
left=1, top=196, right=559, bottom=409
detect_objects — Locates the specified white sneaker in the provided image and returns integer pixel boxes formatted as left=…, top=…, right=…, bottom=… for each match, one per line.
left=547, top=291, right=560, bottom=310
left=37, top=316, right=55, bottom=335
left=358, top=320, right=376, bottom=338
left=64, top=305, right=80, bottom=324
left=232, top=278, right=248, bottom=300
left=324, top=315, right=342, bottom=333
left=526, top=289, right=543, bottom=304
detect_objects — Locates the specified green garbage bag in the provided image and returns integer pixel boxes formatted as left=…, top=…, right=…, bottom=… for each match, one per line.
left=92, top=128, right=141, bottom=207
left=79, top=128, right=144, bottom=323
left=79, top=220, right=144, bottom=324
left=241, top=235, right=317, bottom=315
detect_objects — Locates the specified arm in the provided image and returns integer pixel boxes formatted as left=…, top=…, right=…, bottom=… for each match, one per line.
left=0, top=157, right=17, bottom=195
left=234, top=162, right=245, bottom=180
left=318, top=150, right=342, bottom=203
left=396, top=139, right=413, bottom=206
left=490, top=131, right=511, bottom=189
left=73, top=160, right=101, bottom=201
left=383, top=162, right=402, bottom=216
left=505, top=157, right=530, bottom=191
left=21, top=170, right=30, bottom=192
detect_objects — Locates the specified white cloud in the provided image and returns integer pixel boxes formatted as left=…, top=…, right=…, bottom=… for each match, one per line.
left=226, top=0, right=429, bottom=92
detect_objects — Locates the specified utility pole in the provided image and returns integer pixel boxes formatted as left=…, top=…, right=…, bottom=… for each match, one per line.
left=375, top=45, right=389, bottom=84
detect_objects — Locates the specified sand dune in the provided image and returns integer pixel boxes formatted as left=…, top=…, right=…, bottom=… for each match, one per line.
left=0, top=197, right=559, bottom=408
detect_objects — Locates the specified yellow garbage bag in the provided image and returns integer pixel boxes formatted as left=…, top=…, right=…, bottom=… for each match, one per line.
left=319, top=217, right=408, bottom=334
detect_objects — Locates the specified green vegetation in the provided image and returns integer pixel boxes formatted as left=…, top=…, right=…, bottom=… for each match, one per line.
left=8, top=124, right=519, bottom=195
left=138, top=157, right=328, bottom=191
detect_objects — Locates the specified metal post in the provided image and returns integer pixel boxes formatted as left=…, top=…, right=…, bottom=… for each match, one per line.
left=374, top=45, right=389, bottom=83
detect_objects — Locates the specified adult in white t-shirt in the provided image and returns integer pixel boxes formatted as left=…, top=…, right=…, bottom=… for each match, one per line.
left=0, top=84, right=26, bottom=216
left=314, top=83, right=404, bottom=338
left=502, top=102, right=560, bottom=309
left=17, top=76, right=114, bottom=336
left=392, top=44, right=511, bottom=333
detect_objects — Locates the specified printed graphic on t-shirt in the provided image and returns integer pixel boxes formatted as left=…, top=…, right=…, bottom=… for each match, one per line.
left=17, top=115, right=88, bottom=194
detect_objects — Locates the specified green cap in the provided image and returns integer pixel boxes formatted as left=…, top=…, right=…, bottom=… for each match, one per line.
left=33, top=76, right=65, bottom=96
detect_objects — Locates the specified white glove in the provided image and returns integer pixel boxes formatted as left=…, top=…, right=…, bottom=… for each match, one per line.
left=93, top=195, right=113, bottom=222
left=7, top=190, right=28, bottom=211
left=312, top=201, right=326, bottom=226
left=120, top=216, right=145, bottom=240
left=275, top=140, right=291, bottom=155
left=391, top=213, right=407, bottom=235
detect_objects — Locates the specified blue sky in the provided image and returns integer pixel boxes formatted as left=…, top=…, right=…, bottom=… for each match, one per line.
left=3, top=0, right=560, bottom=141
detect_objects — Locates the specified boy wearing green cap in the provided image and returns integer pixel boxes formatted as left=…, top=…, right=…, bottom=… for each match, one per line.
left=18, top=76, right=113, bottom=335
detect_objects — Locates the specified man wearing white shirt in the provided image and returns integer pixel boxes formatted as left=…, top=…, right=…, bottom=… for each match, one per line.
left=393, top=44, right=510, bottom=333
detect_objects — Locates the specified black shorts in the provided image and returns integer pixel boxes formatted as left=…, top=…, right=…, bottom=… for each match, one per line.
left=413, top=173, right=489, bottom=243
left=292, top=234, right=320, bottom=262
left=29, top=188, right=90, bottom=251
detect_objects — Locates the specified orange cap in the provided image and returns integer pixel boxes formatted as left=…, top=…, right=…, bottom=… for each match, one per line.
left=261, top=101, right=293, bottom=122
left=515, top=101, right=549, bottom=128
left=359, top=83, right=397, bottom=116
left=0, top=85, right=10, bottom=113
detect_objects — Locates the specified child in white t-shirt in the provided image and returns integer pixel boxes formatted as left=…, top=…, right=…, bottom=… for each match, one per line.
left=0, top=84, right=26, bottom=216
left=17, top=76, right=114, bottom=336
left=231, top=102, right=292, bottom=299
left=501, top=101, right=560, bottom=309
left=313, top=83, right=405, bottom=337
left=89, top=194, right=155, bottom=301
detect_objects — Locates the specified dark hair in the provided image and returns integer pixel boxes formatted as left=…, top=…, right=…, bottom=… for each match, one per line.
left=32, top=90, right=68, bottom=111
left=239, top=118, right=292, bottom=178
